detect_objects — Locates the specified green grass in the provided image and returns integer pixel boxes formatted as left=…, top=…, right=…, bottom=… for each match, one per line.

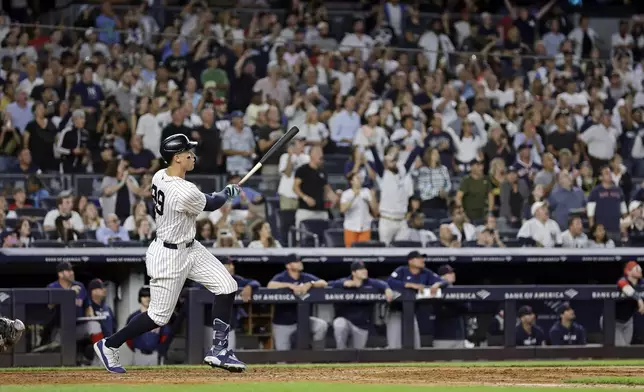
left=2, top=359, right=644, bottom=372
left=566, top=376, right=644, bottom=386
left=0, top=384, right=636, bottom=392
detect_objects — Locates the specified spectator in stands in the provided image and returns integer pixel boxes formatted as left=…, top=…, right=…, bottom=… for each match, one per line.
left=160, top=107, right=190, bottom=142
left=415, top=147, right=451, bottom=214
left=134, top=97, right=162, bottom=160
left=387, top=251, right=446, bottom=349
left=587, top=166, right=627, bottom=238
left=71, top=66, right=105, bottom=114
left=500, top=166, right=529, bottom=227
left=0, top=111, right=21, bottom=172
left=394, top=211, right=437, bottom=246
left=8, top=187, right=30, bottom=212
left=222, top=111, right=255, bottom=175
left=124, top=136, right=159, bottom=174
left=548, top=171, right=586, bottom=229
left=248, top=219, right=281, bottom=249
left=610, top=154, right=632, bottom=202
left=43, top=191, right=84, bottom=234
left=123, top=200, right=156, bottom=233
left=131, top=218, right=155, bottom=244
left=516, top=305, right=546, bottom=347
left=549, top=302, right=586, bottom=346
left=256, top=105, right=285, bottom=176
left=296, top=107, right=330, bottom=152
left=588, top=223, right=615, bottom=248
left=534, top=153, right=557, bottom=196
left=448, top=203, right=476, bottom=242
left=517, top=201, right=562, bottom=247
left=511, top=143, right=541, bottom=186
left=56, top=110, right=90, bottom=173
left=344, top=146, right=375, bottom=188
left=81, top=203, right=104, bottom=232
left=1, top=228, right=18, bottom=248
left=438, top=224, right=461, bottom=248
left=100, top=160, right=142, bottom=222
left=340, top=173, right=377, bottom=247
left=370, top=145, right=420, bottom=245
left=23, top=101, right=58, bottom=173
left=11, top=148, right=36, bottom=174
left=88, top=279, right=115, bottom=345
left=277, top=138, right=309, bottom=241
left=621, top=201, right=644, bottom=244
left=293, top=146, right=339, bottom=227
left=268, top=254, right=328, bottom=350
left=576, top=161, right=596, bottom=197
left=26, top=175, right=49, bottom=208
left=196, top=219, right=215, bottom=242
left=127, top=286, right=168, bottom=365
left=580, top=112, right=619, bottom=174
left=96, top=213, right=130, bottom=245
left=214, top=225, right=244, bottom=248
left=456, top=159, right=488, bottom=221
left=353, top=107, right=389, bottom=157
left=329, top=261, right=393, bottom=349
left=329, top=96, right=361, bottom=153
left=561, top=216, right=589, bottom=248
left=5, top=89, right=33, bottom=134
left=14, top=218, right=34, bottom=248
left=194, top=108, right=223, bottom=174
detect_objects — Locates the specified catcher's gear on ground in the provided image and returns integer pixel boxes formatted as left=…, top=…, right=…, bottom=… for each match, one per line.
left=0, top=317, right=25, bottom=352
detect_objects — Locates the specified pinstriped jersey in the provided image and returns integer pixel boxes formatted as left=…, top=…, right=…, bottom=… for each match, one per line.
left=151, top=169, right=206, bottom=244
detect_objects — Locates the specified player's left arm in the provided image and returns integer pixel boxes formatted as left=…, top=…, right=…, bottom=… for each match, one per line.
left=202, top=185, right=242, bottom=212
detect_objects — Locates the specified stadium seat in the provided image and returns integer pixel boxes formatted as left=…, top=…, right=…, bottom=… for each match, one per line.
left=16, top=207, right=47, bottom=218
left=323, top=228, right=344, bottom=247
left=503, top=239, right=522, bottom=248
left=439, top=218, right=452, bottom=225
left=391, top=241, right=422, bottom=248
left=462, top=241, right=478, bottom=247
left=201, top=240, right=215, bottom=248
left=499, top=229, right=519, bottom=239
left=45, top=230, right=58, bottom=240
left=31, top=240, right=65, bottom=248
left=425, top=241, right=439, bottom=247
left=69, top=240, right=105, bottom=248
left=85, top=230, right=97, bottom=240
left=299, top=219, right=330, bottom=247
left=323, top=154, right=347, bottom=175
left=4, top=218, right=16, bottom=229
left=351, top=240, right=385, bottom=248
left=330, top=218, right=344, bottom=229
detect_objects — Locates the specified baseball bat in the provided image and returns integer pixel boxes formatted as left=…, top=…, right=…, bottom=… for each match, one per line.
left=238, top=126, right=300, bottom=186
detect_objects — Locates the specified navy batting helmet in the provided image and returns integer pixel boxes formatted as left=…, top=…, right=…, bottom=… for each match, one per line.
left=160, top=134, right=197, bottom=163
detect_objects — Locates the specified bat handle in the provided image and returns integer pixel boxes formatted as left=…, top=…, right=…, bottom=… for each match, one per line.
left=238, top=163, right=262, bottom=186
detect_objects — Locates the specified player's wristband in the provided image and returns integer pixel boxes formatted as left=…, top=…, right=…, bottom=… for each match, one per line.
left=203, top=191, right=227, bottom=212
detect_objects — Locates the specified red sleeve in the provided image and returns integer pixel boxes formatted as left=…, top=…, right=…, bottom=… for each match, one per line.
left=126, top=339, right=134, bottom=351
left=618, top=278, right=629, bottom=290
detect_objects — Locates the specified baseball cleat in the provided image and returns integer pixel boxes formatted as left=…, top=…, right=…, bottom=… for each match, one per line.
left=204, top=347, right=246, bottom=372
left=94, top=339, right=126, bottom=374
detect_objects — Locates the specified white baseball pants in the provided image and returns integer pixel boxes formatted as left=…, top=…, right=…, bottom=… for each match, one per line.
left=145, top=239, right=238, bottom=326
left=378, top=218, right=405, bottom=246
left=332, top=317, right=369, bottom=349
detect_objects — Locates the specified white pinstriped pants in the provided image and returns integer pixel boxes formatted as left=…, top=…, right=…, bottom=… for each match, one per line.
left=145, top=239, right=238, bottom=326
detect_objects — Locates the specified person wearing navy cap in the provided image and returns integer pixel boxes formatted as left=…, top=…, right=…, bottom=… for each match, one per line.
left=267, top=254, right=328, bottom=350
left=386, top=251, right=448, bottom=349
left=549, top=302, right=586, bottom=346
left=88, top=279, right=116, bottom=347
left=433, top=265, right=470, bottom=348
left=329, top=261, right=393, bottom=349
left=515, top=305, right=546, bottom=346
left=222, top=110, right=255, bottom=175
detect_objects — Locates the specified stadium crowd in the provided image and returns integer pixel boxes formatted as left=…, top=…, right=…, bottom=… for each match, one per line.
left=0, top=1, right=643, bottom=251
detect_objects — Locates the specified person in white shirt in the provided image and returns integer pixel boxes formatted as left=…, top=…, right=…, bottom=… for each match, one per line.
left=418, top=19, right=455, bottom=72
left=517, top=201, right=562, bottom=247
left=390, top=115, right=423, bottom=163
left=394, top=211, right=438, bottom=246
left=432, top=85, right=458, bottom=126
left=247, top=220, right=282, bottom=249
left=43, top=192, right=85, bottom=233
left=340, top=173, right=378, bottom=247
left=448, top=204, right=477, bottom=243
left=611, top=20, right=634, bottom=59
left=579, top=111, right=620, bottom=173
left=329, top=96, right=361, bottom=151
left=588, top=223, right=616, bottom=248
left=277, top=138, right=310, bottom=241
left=353, top=107, right=389, bottom=158
left=17, top=62, right=42, bottom=97
left=339, top=19, right=374, bottom=62
left=299, top=108, right=329, bottom=152
left=135, top=97, right=163, bottom=158
left=568, top=16, right=599, bottom=59
left=447, top=119, right=487, bottom=167
left=561, top=215, right=589, bottom=248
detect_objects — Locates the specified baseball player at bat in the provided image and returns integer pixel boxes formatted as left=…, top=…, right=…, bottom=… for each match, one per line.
left=95, top=134, right=246, bottom=374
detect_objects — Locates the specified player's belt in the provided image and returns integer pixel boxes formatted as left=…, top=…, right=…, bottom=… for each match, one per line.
left=161, top=239, right=195, bottom=250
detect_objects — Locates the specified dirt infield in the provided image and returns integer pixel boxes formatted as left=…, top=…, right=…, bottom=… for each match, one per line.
left=1, top=365, right=643, bottom=386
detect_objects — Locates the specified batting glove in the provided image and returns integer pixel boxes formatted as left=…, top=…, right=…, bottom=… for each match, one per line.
left=224, top=184, right=242, bottom=200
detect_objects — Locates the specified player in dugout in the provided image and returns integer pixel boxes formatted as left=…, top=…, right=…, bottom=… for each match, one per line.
left=549, top=302, right=586, bottom=346
left=515, top=305, right=546, bottom=347
left=615, top=261, right=644, bottom=346
left=267, top=253, right=328, bottom=350
left=35, top=262, right=103, bottom=357
left=328, top=261, right=394, bottom=349
left=386, top=251, right=448, bottom=349
left=221, top=257, right=260, bottom=350
left=433, top=265, right=471, bottom=349
left=126, top=286, right=170, bottom=365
